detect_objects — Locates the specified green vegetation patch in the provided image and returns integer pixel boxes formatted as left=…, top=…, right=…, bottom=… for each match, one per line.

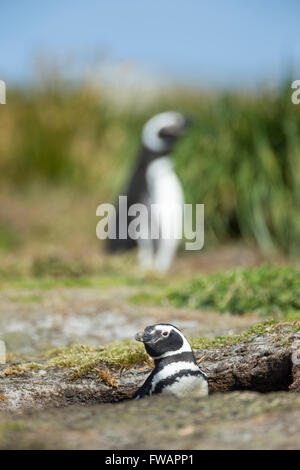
left=132, top=265, right=300, bottom=317
left=2, top=362, right=44, bottom=376
left=1, top=342, right=149, bottom=380
left=45, top=341, right=150, bottom=379
left=190, top=320, right=300, bottom=349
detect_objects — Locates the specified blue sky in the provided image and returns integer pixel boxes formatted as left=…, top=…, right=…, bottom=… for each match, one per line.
left=1, top=0, right=300, bottom=88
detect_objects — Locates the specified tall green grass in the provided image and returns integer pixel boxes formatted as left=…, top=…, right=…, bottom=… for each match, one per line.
left=1, top=79, right=299, bottom=255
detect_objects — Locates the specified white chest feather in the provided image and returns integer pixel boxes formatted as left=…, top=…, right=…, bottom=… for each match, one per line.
left=145, top=157, right=184, bottom=206
left=150, top=361, right=208, bottom=398
left=137, top=156, right=184, bottom=272
left=162, top=375, right=208, bottom=398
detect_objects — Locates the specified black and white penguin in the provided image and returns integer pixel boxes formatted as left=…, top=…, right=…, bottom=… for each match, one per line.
left=133, top=323, right=208, bottom=399
left=107, top=111, right=191, bottom=272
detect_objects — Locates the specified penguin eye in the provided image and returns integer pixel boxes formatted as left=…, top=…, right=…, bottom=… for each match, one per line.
left=162, top=331, right=169, bottom=337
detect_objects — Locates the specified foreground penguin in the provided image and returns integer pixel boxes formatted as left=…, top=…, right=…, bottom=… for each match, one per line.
left=107, top=111, right=191, bottom=272
left=133, top=323, right=208, bottom=399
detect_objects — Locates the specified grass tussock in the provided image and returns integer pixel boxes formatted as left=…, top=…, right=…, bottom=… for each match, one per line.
left=0, top=79, right=300, bottom=257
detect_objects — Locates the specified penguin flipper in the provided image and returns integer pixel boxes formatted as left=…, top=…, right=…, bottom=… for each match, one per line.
left=132, top=371, right=155, bottom=400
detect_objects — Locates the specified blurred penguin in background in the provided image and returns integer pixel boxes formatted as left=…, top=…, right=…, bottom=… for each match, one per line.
left=106, top=111, right=191, bottom=272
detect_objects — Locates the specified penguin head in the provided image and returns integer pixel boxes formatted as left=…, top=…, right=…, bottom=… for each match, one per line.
left=135, top=323, right=192, bottom=358
left=141, top=111, right=192, bottom=154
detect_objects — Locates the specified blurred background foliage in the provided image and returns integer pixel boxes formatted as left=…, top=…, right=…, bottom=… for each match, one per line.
left=0, top=75, right=300, bottom=270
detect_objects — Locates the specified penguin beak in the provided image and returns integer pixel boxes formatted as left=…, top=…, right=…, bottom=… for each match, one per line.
left=135, top=331, right=144, bottom=342
left=135, top=330, right=159, bottom=344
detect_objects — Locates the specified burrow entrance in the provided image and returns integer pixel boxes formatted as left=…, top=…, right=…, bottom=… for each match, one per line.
left=206, top=351, right=297, bottom=395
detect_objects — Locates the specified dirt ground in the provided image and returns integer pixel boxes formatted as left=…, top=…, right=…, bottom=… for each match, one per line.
left=0, top=392, right=300, bottom=450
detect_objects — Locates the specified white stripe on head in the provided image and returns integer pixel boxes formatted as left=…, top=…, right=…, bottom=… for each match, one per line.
left=153, top=324, right=192, bottom=358
left=142, top=111, right=185, bottom=153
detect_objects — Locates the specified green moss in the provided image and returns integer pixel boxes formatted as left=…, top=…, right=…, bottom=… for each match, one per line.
left=190, top=320, right=300, bottom=350
left=2, top=362, right=44, bottom=376
left=2, top=341, right=150, bottom=379
left=133, top=265, right=300, bottom=318
left=45, top=341, right=150, bottom=379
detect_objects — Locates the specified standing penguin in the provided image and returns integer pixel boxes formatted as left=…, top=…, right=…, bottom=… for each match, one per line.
left=133, top=323, right=208, bottom=399
left=106, top=111, right=191, bottom=272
